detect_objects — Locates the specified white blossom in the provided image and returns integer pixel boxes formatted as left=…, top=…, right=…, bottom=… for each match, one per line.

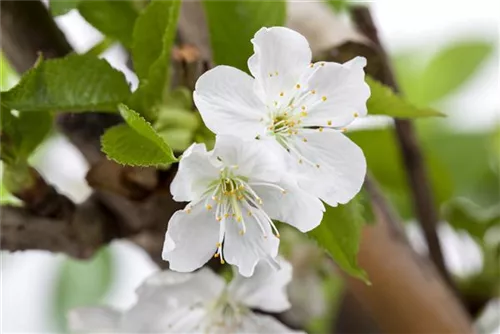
left=163, top=135, right=324, bottom=277
left=194, top=26, right=370, bottom=207
left=68, top=260, right=304, bottom=334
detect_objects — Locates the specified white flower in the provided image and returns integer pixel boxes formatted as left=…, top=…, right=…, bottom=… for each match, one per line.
left=163, top=135, right=324, bottom=277
left=194, top=27, right=370, bottom=207
left=68, top=259, right=304, bottom=334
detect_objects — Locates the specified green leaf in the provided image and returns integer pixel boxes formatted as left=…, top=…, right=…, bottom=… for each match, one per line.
left=349, top=129, right=454, bottom=220
left=326, top=0, right=350, bottom=13
left=308, top=196, right=369, bottom=283
left=443, top=198, right=500, bottom=239
left=1, top=108, right=52, bottom=163
left=366, top=76, right=444, bottom=118
left=53, top=248, right=114, bottom=330
left=1, top=52, right=18, bottom=91
left=101, top=104, right=176, bottom=167
left=49, top=0, right=81, bottom=16
left=1, top=54, right=131, bottom=112
left=78, top=0, right=139, bottom=48
left=419, top=41, right=493, bottom=105
left=129, top=0, right=181, bottom=120
left=203, top=1, right=286, bottom=72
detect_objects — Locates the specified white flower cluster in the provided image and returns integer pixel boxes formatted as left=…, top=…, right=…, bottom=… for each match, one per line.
left=164, top=26, right=369, bottom=276
left=68, top=26, right=369, bottom=334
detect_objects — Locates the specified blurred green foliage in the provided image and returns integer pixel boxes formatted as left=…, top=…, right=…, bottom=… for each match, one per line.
left=53, top=248, right=115, bottom=331
left=203, top=1, right=287, bottom=71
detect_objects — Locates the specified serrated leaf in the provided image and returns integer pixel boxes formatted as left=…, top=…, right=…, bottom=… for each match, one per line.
left=52, top=248, right=114, bottom=331
left=203, top=1, right=286, bottom=72
left=308, top=196, right=369, bottom=283
left=78, top=0, right=139, bottom=48
left=129, top=0, right=180, bottom=120
left=366, top=76, right=444, bottom=118
left=49, top=0, right=81, bottom=16
left=101, top=104, right=176, bottom=166
left=1, top=54, right=131, bottom=112
left=419, top=41, right=493, bottom=105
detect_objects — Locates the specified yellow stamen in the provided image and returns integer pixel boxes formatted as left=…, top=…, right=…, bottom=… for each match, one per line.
left=296, top=84, right=301, bottom=89
left=354, top=112, right=359, bottom=117
left=206, top=204, right=212, bottom=210
left=322, top=96, right=327, bottom=102
left=327, top=120, right=332, bottom=126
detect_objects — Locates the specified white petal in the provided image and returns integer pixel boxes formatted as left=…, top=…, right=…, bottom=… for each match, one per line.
left=170, top=143, right=219, bottom=202
left=253, top=178, right=325, bottom=232
left=291, top=129, right=366, bottom=207
left=228, top=257, right=293, bottom=313
left=162, top=203, right=219, bottom=272
left=223, top=209, right=280, bottom=277
left=239, top=313, right=305, bottom=334
left=248, top=27, right=312, bottom=104
left=194, top=65, right=266, bottom=138
left=68, top=307, right=120, bottom=333
left=122, top=269, right=223, bottom=332
left=212, top=135, right=284, bottom=183
left=301, top=57, right=370, bottom=128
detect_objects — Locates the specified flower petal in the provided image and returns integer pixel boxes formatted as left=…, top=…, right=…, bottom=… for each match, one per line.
left=228, top=257, right=293, bottom=313
left=67, top=307, right=121, bottom=333
left=222, top=209, right=280, bottom=277
left=253, top=178, right=325, bottom=232
left=290, top=129, right=366, bottom=207
left=212, top=135, right=284, bottom=183
left=239, top=313, right=306, bottom=334
left=194, top=65, right=266, bottom=138
left=248, top=27, right=312, bottom=104
left=170, top=143, right=219, bottom=202
left=162, top=203, right=219, bottom=272
left=300, top=57, right=370, bottom=128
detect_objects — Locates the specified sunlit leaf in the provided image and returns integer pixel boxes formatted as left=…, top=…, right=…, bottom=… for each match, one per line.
left=1, top=54, right=131, bottom=112
left=101, top=104, right=176, bottom=167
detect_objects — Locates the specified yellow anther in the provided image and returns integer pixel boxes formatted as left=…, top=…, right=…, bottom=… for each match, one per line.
left=224, top=213, right=229, bottom=218
left=301, top=105, right=306, bottom=111
left=281, top=189, right=287, bottom=194
left=354, top=112, right=359, bottom=117
left=239, top=230, right=245, bottom=235
left=206, top=204, right=212, bottom=210
left=327, top=120, right=332, bottom=126
left=300, top=111, right=308, bottom=117
left=236, top=216, right=242, bottom=222
left=283, top=112, right=288, bottom=116
left=238, top=185, right=245, bottom=190
left=316, top=164, right=321, bottom=168
left=237, top=195, right=244, bottom=200
left=298, top=159, right=303, bottom=164
left=296, top=84, right=301, bottom=89
left=320, top=62, right=325, bottom=67
left=275, top=71, right=279, bottom=76
left=214, top=253, right=219, bottom=258
left=309, top=63, right=314, bottom=68
left=341, top=127, right=347, bottom=133
left=297, top=120, right=302, bottom=125
left=274, top=101, right=278, bottom=106
left=303, top=138, right=308, bottom=142
left=279, top=92, right=284, bottom=97
left=311, top=89, right=316, bottom=94
left=322, top=96, right=327, bottom=102
left=319, top=127, right=324, bottom=132
left=276, top=233, right=281, bottom=239
left=212, top=195, right=218, bottom=201
left=257, top=198, right=263, bottom=205
left=185, top=208, right=192, bottom=214
left=220, top=259, right=225, bottom=264
left=247, top=211, right=253, bottom=216
left=216, top=242, right=221, bottom=247
left=269, top=73, right=273, bottom=77
left=216, top=216, right=222, bottom=222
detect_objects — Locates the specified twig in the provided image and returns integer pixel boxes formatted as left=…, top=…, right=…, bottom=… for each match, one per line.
left=350, top=5, right=452, bottom=287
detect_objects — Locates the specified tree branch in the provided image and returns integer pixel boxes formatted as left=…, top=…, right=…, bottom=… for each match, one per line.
left=350, top=5, right=452, bottom=287
left=343, top=176, right=474, bottom=333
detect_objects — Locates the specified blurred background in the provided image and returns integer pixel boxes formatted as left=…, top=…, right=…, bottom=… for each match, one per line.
left=1, top=0, right=499, bottom=333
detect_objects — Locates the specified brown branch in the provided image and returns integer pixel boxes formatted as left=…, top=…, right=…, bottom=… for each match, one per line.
left=342, top=176, right=474, bottom=333
left=350, top=5, right=452, bottom=287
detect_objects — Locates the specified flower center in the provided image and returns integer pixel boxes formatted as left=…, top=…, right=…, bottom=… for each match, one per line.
left=195, top=163, right=283, bottom=264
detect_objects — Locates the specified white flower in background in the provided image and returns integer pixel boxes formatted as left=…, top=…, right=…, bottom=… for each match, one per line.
left=194, top=27, right=370, bottom=207
left=68, top=260, right=304, bottom=334
left=163, top=135, right=324, bottom=277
